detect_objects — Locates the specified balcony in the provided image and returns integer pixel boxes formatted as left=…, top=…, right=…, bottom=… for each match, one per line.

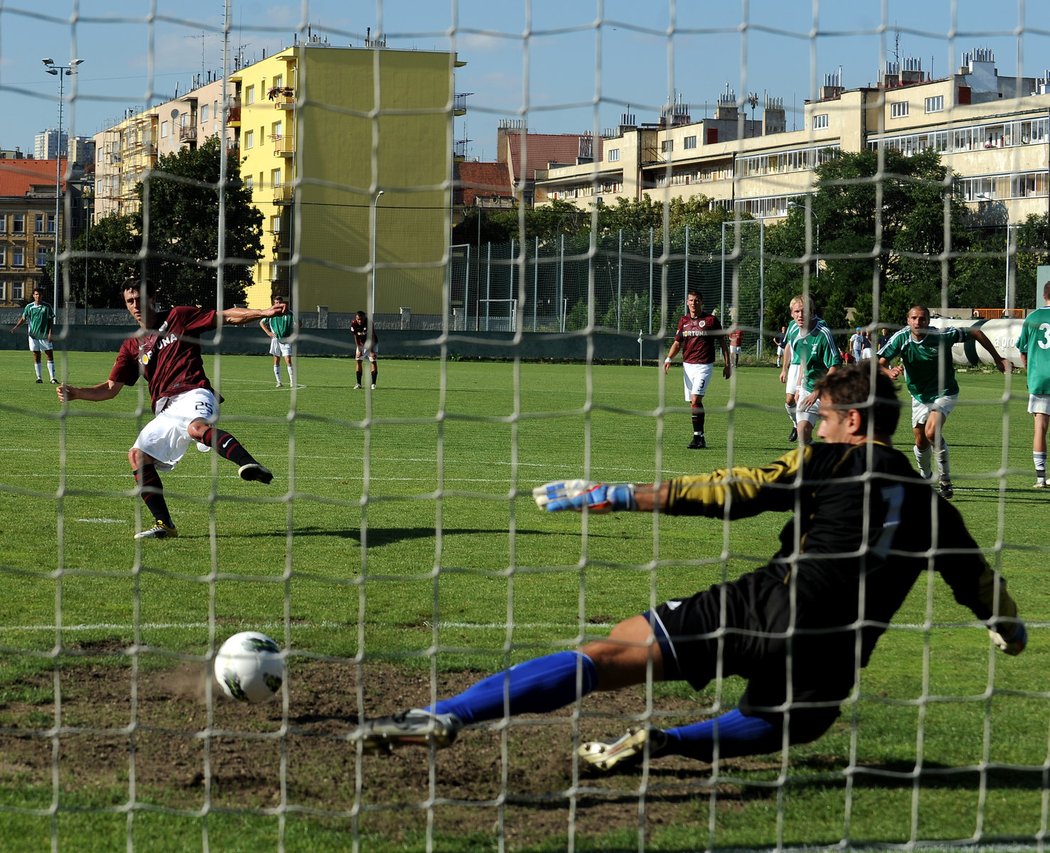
left=179, top=125, right=198, bottom=143
left=273, top=184, right=293, bottom=204
left=267, top=86, right=295, bottom=109
left=226, top=99, right=242, bottom=126
left=273, top=135, right=295, bottom=157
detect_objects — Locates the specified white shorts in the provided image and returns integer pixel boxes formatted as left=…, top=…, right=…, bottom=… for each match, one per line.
left=795, top=392, right=821, bottom=425
left=682, top=361, right=714, bottom=401
left=785, top=363, right=801, bottom=396
left=29, top=336, right=53, bottom=352
left=911, top=394, right=958, bottom=429
left=355, top=344, right=378, bottom=362
left=269, top=338, right=292, bottom=358
left=861, top=348, right=873, bottom=360
left=1029, top=394, right=1050, bottom=416
left=133, top=388, right=219, bottom=472
left=729, top=346, right=741, bottom=355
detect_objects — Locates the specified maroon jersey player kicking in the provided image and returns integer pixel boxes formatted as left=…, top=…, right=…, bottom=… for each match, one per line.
left=58, top=279, right=287, bottom=540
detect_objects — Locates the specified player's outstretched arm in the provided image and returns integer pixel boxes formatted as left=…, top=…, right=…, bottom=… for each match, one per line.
left=970, top=328, right=1010, bottom=373
left=223, top=303, right=287, bottom=327
left=534, top=480, right=667, bottom=513
left=58, top=379, right=124, bottom=403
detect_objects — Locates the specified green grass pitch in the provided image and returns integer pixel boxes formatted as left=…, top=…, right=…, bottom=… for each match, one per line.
left=0, top=349, right=1046, bottom=850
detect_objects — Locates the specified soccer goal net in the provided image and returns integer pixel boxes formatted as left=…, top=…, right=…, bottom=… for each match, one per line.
left=0, top=1, right=1046, bottom=851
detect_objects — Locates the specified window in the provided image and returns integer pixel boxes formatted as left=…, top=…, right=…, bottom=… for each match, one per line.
left=607, top=148, right=620, bottom=162
left=272, top=120, right=283, bottom=140
left=660, top=140, right=674, bottom=153
left=13, top=282, right=23, bottom=301
left=244, top=129, right=254, bottom=149
left=273, top=74, right=283, bottom=90
left=924, top=95, right=944, bottom=113
left=270, top=215, right=281, bottom=233
left=13, top=214, right=25, bottom=234
left=201, top=104, right=209, bottom=123
left=161, top=121, right=169, bottom=138
left=0, top=246, right=5, bottom=265
left=36, top=246, right=50, bottom=268
left=244, top=174, right=253, bottom=191
left=271, top=168, right=283, bottom=188
left=12, top=246, right=24, bottom=267
left=812, top=113, right=829, bottom=129
left=684, top=135, right=697, bottom=149
left=35, top=214, right=45, bottom=233
left=890, top=101, right=909, bottom=118
left=245, top=85, right=255, bottom=105
left=0, top=282, right=6, bottom=301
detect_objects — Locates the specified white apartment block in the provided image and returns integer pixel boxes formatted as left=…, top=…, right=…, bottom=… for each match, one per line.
left=537, top=50, right=1050, bottom=226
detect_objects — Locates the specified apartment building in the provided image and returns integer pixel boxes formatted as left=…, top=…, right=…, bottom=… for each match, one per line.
left=231, top=38, right=458, bottom=313
left=0, top=159, right=70, bottom=306
left=537, top=50, right=1050, bottom=226
left=93, top=77, right=232, bottom=220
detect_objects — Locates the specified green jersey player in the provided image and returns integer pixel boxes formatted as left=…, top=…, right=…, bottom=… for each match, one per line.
left=10, top=288, right=57, bottom=383
left=791, top=294, right=843, bottom=445
left=1017, top=281, right=1050, bottom=488
left=878, top=304, right=1009, bottom=498
left=260, top=295, right=297, bottom=388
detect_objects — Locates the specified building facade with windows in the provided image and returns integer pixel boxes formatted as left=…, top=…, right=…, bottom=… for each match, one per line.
left=536, top=51, right=1050, bottom=227
left=0, top=159, right=71, bottom=306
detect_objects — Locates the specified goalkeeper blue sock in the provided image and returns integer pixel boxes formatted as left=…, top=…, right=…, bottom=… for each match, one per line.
left=662, top=709, right=780, bottom=761
left=431, top=650, right=597, bottom=725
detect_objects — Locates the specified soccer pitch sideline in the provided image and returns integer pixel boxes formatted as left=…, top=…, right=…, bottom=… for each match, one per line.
left=0, top=350, right=1046, bottom=851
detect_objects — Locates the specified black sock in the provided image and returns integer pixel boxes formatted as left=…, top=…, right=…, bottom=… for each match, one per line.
left=371, top=366, right=378, bottom=385
left=691, top=412, right=705, bottom=435
left=134, top=465, right=173, bottom=527
left=199, top=427, right=256, bottom=468
left=356, top=367, right=363, bottom=384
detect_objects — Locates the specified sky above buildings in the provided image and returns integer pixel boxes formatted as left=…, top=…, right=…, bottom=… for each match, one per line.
left=1, top=0, right=1047, bottom=159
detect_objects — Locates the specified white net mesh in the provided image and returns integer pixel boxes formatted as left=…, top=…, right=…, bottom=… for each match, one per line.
left=0, top=1, right=1047, bottom=850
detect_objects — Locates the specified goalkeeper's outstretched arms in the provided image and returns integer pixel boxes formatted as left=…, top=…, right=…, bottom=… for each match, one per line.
left=533, top=455, right=803, bottom=518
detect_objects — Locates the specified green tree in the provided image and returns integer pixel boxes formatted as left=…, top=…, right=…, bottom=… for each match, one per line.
left=135, top=136, right=262, bottom=307
left=1014, top=212, right=1050, bottom=310
left=66, top=213, right=139, bottom=308
left=763, top=149, right=966, bottom=332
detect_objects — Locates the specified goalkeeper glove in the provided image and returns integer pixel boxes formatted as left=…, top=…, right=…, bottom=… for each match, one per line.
left=533, top=480, right=637, bottom=513
left=988, top=620, right=1027, bottom=656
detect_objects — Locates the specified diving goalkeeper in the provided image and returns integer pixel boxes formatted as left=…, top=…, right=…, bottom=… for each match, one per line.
left=358, top=362, right=1026, bottom=770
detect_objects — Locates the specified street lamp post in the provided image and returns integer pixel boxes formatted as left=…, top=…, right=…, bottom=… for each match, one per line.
left=43, top=57, right=84, bottom=317
left=369, top=189, right=384, bottom=319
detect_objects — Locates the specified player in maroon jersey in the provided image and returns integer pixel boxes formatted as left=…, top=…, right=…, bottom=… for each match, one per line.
left=57, top=279, right=288, bottom=540
left=349, top=310, right=379, bottom=389
left=663, top=292, right=731, bottom=449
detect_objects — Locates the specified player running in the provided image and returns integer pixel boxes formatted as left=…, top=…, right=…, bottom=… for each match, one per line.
left=57, top=279, right=287, bottom=540
left=11, top=287, right=58, bottom=383
left=1017, top=281, right=1050, bottom=488
left=663, top=291, right=731, bottom=449
left=356, top=363, right=1025, bottom=766
left=878, top=304, right=1009, bottom=498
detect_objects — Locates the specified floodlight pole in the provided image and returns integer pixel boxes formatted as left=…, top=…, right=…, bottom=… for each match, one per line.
left=43, top=57, right=83, bottom=317
left=369, top=189, right=384, bottom=318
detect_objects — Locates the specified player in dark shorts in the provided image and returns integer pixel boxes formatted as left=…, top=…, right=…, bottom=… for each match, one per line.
left=350, top=310, right=379, bottom=389
left=58, top=279, right=287, bottom=540
left=357, top=363, right=1026, bottom=767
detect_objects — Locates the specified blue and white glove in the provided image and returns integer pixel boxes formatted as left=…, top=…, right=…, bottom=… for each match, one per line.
left=988, top=620, right=1027, bottom=656
left=533, top=480, right=637, bottom=513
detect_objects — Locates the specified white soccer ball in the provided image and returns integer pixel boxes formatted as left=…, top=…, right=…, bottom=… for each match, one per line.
left=214, top=631, right=284, bottom=702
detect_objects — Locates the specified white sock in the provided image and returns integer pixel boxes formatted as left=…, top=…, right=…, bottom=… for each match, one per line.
left=287, top=365, right=294, bottom=385
left=913, top=445, right=932, bottom=479
left=47, top=362, right=56, bottom=380
left=34, top=363, right=42, bottom=380
left=1035, top=451, right=1046, bottom=480
left=934, top=442, right=950, bottom=479
left=273, top=364, right=281, bottom=383
left=785, top=403, right=796, bottom=426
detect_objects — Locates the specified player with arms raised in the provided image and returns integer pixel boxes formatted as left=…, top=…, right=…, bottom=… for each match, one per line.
left=663, top=291, right=731, bottom=449
left=358, top=363, right=1025, bottom=767
left=58, top=279, right=287, bottom=540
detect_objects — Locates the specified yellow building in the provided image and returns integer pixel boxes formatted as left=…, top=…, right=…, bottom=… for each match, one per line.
left=231, top=42, right=459, bottom=314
